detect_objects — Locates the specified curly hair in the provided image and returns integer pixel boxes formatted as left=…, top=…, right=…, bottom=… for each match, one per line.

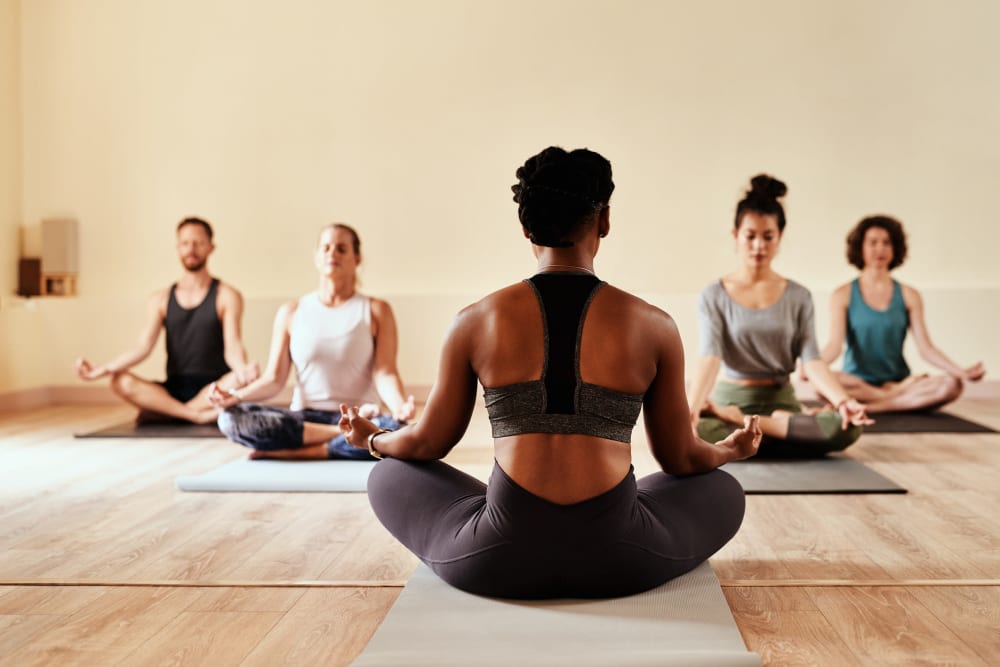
left=846, top=215, right=907, bottom=270
left=511, top=147, right=614, bottom=248
left=734, top=174, right=787, bottom=231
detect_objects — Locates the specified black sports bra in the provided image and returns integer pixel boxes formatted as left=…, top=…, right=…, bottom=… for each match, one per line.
left=482, top=273, right=643, bottom=444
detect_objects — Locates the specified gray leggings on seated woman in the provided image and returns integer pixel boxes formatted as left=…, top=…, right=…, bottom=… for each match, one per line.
left=367, top=458, right=745, bottom=600
left=697, top=382, right=862, bottom=458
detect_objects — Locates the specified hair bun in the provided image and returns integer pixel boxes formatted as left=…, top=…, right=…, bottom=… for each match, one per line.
left=749, top=174, right=787, bottom=201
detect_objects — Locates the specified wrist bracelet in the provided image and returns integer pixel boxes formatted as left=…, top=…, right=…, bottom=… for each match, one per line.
left=227, top=388, right=243, bottom=402
left=367, top=429, right=392, bottom=459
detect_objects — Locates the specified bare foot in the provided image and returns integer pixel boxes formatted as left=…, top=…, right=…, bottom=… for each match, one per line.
left=358, top=403, right=380, bottom=419
left=238, top=362, right=261, bottom=385
left=191, top=406, right=222, bottom=425
left=884, top=374, right=928, bottom=393
left=707, top=401, right=745, bottom=425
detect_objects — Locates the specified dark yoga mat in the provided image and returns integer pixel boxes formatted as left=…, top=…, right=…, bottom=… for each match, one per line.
left=800, top=400, right=996, bottom=434
left=76, top=421, right=223, bottom=438
left=721, top=456, right=906, bottom=494
left=863, top=411, right=997, bottom=434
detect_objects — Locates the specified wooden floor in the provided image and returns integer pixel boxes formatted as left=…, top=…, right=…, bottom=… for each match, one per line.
left=1, top=397, right=999, bottom=666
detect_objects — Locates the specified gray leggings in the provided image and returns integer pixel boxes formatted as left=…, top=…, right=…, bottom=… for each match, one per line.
left=367, top=459, right=745, bottom=600
left=697, top=382, right=862, bottom=458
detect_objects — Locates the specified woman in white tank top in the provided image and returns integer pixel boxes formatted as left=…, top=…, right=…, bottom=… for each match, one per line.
left=209, top=224, right=415, bottom=460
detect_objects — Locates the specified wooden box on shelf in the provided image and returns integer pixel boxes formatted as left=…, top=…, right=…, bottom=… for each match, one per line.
left=42, top=273, right=78, bottom=296
left=18, top=258, right=42, bottom=296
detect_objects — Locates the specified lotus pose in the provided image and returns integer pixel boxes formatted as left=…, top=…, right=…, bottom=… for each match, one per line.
left=688, top=175, right=872, bottom=458
left=74, top=217, right=256, bottom=424
left=210, top=224, right=414, bottom=460
left=338, top=147, right=761, bottom=600
left=818, top=215, right=984, bottom=412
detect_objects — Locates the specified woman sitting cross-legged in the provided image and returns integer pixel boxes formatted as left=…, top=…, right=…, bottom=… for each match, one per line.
left=688, top=174, right=872, bottom=458
left=336, top=147, right=761, bottom=600
left=817, top=214, right=985, bottom=412
left=208, top=223, right=414, bottom=460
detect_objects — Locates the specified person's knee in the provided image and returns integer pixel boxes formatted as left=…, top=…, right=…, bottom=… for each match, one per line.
left=787, top=414, right=861, bottom=455
left=830, top=423, right=862, bottom=451
left=941, top=375, right=963, bottom=403
left=366, top=458, right=421, bottom=527
left=709, top=469, right=746, bottom=533
left=216, top=407, right=239, bottom=440
left=216, top=404, right=260, bottom=448
left=109, top=372, right=134, bottom=398
left=367, top=457, right=407, bottom=500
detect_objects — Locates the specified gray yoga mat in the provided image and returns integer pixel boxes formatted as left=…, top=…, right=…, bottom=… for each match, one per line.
left=722, top=456, right=905, bottom=494
left=352, top=562, right=759, bottom=667
left=76, top=421, right=224, bottom=438
left=176, top=459, right=376, bottom=492
left=863, top=411, right=997, bottom=434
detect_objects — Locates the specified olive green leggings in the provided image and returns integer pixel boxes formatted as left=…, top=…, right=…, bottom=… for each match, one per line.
left=697, top=382, right=862, bottom=458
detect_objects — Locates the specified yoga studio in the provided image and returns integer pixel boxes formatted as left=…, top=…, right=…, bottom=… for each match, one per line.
left=1, top=2, right=998, bottom=665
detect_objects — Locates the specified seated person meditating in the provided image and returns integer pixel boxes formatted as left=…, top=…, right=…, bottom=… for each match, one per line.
left=209, top=224, right=414, bottom=459
left=74, top=217, right=257, bottom=424
left=818, top=215, right=985, bottom=412
left=688, top=175, right=871, bottom=458
left=337, top=147, right=762, bottom=600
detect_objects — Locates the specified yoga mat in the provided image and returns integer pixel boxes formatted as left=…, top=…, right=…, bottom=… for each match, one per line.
left=76, top=421, right=224, bottom=438
left=863, top=411, right=997, bottom=434
left=799, top=400, right=996, bottom=434
left=352, top=562, right=759, bottom=667
left=176, top=459, right=376, bottom=492
left=722, top=457, right=905, bottom=494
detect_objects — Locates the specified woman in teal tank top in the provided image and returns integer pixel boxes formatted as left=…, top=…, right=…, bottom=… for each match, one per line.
left=820, top=215, right=985, bottom=412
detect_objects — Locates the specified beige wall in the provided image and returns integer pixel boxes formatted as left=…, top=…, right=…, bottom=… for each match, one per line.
left=0, top=0, right=41, bottom=394
left=0, top=0, right=17, bottom=299
left=5, top=0, right=1000, bottom=392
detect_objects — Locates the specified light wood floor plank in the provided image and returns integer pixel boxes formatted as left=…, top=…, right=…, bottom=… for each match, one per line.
left=121, top=609, right=283, bottom=666
left=0, top=587, right=205, bottom=666
left=241, top=587, right=401, bottom=667
left=722, top=606, right=859, bottom=666
left=907, top=586, right=1000, bottom=664
left=0, top=614, right=68, bottom=661
left=807, top=586, right=990, bottom=666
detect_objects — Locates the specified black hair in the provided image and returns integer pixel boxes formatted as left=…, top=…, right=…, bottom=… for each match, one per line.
left=511, top=147, right=614, bottom=247
left=734, top=174, right=787, bottom=232
left=177, top=217, right=214, bottom=240
left=846, top=215, right=908, bottom=270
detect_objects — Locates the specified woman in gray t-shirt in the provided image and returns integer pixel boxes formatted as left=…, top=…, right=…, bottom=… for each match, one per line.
left=687, top=174, right=872, bottom=457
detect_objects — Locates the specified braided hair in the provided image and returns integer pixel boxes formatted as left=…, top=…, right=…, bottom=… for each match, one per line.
left=735, top=174, right=787, bottom=231
left=511, top=147, right=614, bottom=247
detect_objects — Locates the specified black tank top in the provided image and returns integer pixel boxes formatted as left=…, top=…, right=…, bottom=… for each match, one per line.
left=164, top=278, right=230, bottom=379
